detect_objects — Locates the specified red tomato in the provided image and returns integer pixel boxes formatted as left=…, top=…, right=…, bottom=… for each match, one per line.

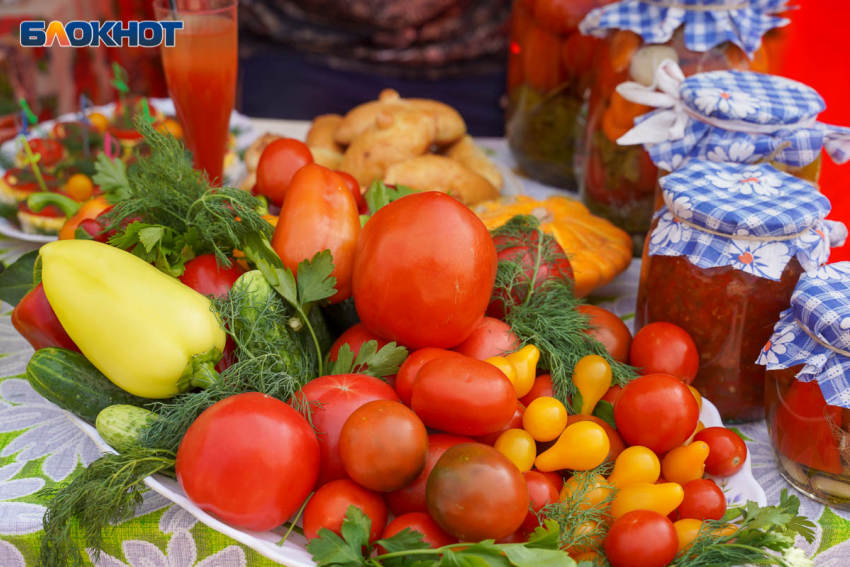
left=335, top=170, right=365, bottom=212
left=614, top=374, right=700, bottom=454
left=474, top=401, right=525, bottom=446
left=522, top=471, right=560, bottom=532
left=353, top=192, right=497, bottom=349
left=295, top=374, right=399, bottom=486
left=303, top=479, right=387, bottom=543
left=427, top=443, right=530, bottom=541
left=339, top=400, right=429, bottom=492
left=29, top=138, right=64, bottom=167
left=522, top=25, right=565, bottom=93
left=176, top=392, right=319, bottom=531
left=395, top=348, right=460, bottom=406
left=577, top=305, right=632, bottom=364
left=534, top=0, right=601, bottom=34
left=451, top=317, right=520, bottom=360
left=272, top=164, right=360, bottom=303
left=412, top=355, right=516, bottom=436
left=630, top=322, right=699, bottom=384
left=694, top=427, right=749, bottom=477
left=488, top=231, right=574, bottom=319
left=328, top=323, right=390, bottom=361
left=678, top=479, right=727, bottom=521
left=604, top=510, right=679, bottom=567
left=535, top=470, right=564, bottom=491
left=178, top=254, right=244, bottom=298
left=255, top=138, right=314, bottom=205
left=380, top=512, right=456, bottom=551
left=520, top=374, right=555, bottom=407
left=602, top=385, right=623, bottom=405
left=567, top=414, right=626, bottom=464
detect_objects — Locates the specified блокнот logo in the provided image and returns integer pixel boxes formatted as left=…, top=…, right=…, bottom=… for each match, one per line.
left=20, top=21, right=183, bottom=48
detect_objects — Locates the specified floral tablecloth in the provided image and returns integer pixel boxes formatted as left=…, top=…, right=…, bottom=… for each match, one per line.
left=0, top=140, right=848, bottom=566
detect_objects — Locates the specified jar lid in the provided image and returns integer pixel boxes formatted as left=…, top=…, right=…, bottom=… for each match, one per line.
left=791, top=265, right=850, bottom=355
left=579, top=0, right=788, bottom=56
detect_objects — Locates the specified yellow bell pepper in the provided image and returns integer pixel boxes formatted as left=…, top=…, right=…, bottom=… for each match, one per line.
left=506, top=344, right=540, bottom=398
left=40, top=240, right=226, bottom=399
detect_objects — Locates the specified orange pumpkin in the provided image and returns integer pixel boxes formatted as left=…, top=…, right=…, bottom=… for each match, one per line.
left=475, top=195, right=632, bottom=297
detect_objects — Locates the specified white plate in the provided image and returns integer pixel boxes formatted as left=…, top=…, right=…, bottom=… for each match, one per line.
left=67, top=397, right=766, bottom=567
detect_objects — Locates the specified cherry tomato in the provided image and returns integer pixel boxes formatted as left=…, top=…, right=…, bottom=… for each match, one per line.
left=566, top=414, right=626, bottom=465
left=427, top=443, right=530, bottom=541
left=495, top=429, right=537, bottom=472
left=534, top=0, right=601, bottom=34
left=604, top=510, right=679, bottom=567
left=380, top=512, right=456, bottom=551
left=577, top=305, right=632, bottom=363
left=614, top=373, right=700, bottom=454
left=28, top=138, right=64, bottom=167
left=176, top=392, right=319, bottom=531
left=522, top=24, right=565, bottom=93
left=475, top=401, right=525, bottom=446
left=451, top=317, right=520, bottom=360
left=385, top=433, right=474, bottom=516
left=303, top=479, right=387, bottom=543
left=522, top=470, right=560, bottom=532
left=602, top=385, right=623, bottom=405
left=394, top=348, right=460, bottom=406
left=295, top=374, right=399, bottom=486
left=178, top=254, right=244, bottom=298
left=87, top=112, right=109, bottom=132
left=630, top=322, right=699, bottom=384
left=536, top=470, right=564, bottom=491
left=65, top=173, right=94, bottom=202
left=328, top=322, right=390, bottom=361
left=520, top=374, right=555, bottom=407
left=411, top=354, right=516, bottom=436
left=255, top=138, right=314, bottom=205
left=339, top=400, right=428, bottom=492
left=272, top=164, right=360, bottom=303
left=353, top=192, right=497, bottom=349
left=678, top=479, right=726, bottom=521
left=694, top=427, right=749, bottom=477
left=335, top=170, right=365, bottom=212
left=523, top=397, right=568, bottom=442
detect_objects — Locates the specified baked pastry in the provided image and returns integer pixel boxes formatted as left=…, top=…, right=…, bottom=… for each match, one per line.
left=445, top=135, right=502, bottom=190
left=383, top=154, right=499, bottom=205
left=306, top=114, right=344, bottom=152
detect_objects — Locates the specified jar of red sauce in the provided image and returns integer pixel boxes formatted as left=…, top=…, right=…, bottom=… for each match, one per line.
left=759, top=262, right=850, bottom=507
left=636, top=160, right=847, bottom=422
left=578, top=0, right=788, bottom=254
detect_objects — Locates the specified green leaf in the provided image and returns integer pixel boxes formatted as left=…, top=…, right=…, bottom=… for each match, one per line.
left=0, top=250, right=39, bottom=306
left=307, top=528, right=366, bottom=567
left=108, top=222, right=193, bottom=277
left=363, top=179, right=417, bottom=215
left=92, top=153, right=131, bottom=201
left=501, top=547, right=576, bottom=567
left=525, top=520, right=562, bottom=550
left=375, top=528, right=434, bottom=556
left=727, top=426, right=755, bottom=443
left=591, top=400, right=616, bottom=429
left=327, top=340, right=408, bottom=379
left=297, top=250, right=337, bottom=306
left=451, top=542, right=510, bottom=567
left=138, top=225, right=166, bottom=253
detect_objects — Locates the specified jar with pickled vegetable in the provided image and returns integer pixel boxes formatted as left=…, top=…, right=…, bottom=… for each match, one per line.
left=614, top=62, right=850, bottom=211
left=759, top=262, right=850, bottom=507
left=636, top=160, right=847, bottom=423
left=506, top=0, right=616, bottom=190
left=578, top=0, right=788, bottom=253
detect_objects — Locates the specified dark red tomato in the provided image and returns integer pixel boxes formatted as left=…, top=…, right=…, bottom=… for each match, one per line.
left=522, top=471, right=560, bottom=532
left=385, top=433, right=473, bottom=516
left=339, top=400, right=429, bottom=492
left=379, top=512, right=456, bottom=551
left=28, top=138, right=64, bottom=167
left=694, top=427, right=749, bottom=477
left=178, top=254, right=244, bottom=298
left=678, top=479, right=726, bottom=521
left=567, top=414, right=626, bottom=465
left=427, top=443, right=530, bottom=541
left=335, top=170, right=365, bottom=212
left=328, top=323, right=390, bottom=361
left=176, top=392, right=319, bottom=531
left=604, top=510, right=679, bottom=567
left=295, top=374, right=399, bottom=486
left=577, top=305, right=632, bottom=364
left=474, top=401, right=525, bottom=446
left=602, top=385, right=623, bottom=405
left=534, top=470, right=564, bottom=491
left=451, top=317, right=520, bottom=360
left=395, top=348, right=460, bottom=406
left=303, top=479, right=387, bottom=543
left=488, top=231, right=574, bottom=319
left=255, top=138, right=314, bottom=205
left=520, top=374, right=555, bottom=407
left=412, top=355, right=516, bottom=436
left=353, top=192, right=497, bottom=349
left=630, top=322, right=699, bottom=384
left=614, top=374, right=700, bottom=454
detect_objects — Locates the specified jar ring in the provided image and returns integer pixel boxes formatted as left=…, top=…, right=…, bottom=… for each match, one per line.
left=795, top=318, right=850, bottom=358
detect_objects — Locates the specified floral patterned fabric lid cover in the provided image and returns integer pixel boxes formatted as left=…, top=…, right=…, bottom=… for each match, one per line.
left=757, top=262, right=850, bottom=409
left=579, top=0, right=788, bottom=55
left=615, top=61, right=850, bottom=169
left=651, top=160, right=847, bottom=280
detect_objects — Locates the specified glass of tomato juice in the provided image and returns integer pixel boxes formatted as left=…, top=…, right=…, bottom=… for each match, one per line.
left=154, top=0, right=237, bottom=185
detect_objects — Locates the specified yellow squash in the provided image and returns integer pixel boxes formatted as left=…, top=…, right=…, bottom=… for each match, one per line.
left=474, top=195, right=633, bottom=297
left=40, top=240, right=226, bottom=399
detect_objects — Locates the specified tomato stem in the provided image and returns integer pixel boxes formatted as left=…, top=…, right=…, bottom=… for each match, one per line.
left=522, top=225, right=546, bottom=309
left=375, top=542, right=470, bottom=561
left=277, top=492, right=312, bottom=546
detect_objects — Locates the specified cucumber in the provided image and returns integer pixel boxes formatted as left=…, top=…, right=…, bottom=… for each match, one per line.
left=26, top=348, right=157, bottom=423
left=96, top=405, right=157, bottom=453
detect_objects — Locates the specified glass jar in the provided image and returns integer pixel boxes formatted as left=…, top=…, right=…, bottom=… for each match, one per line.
left=505, top=0, right=615, bottom=190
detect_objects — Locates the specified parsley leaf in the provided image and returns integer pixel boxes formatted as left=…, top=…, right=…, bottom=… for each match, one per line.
left=327, top=341, right=408, bottom=379
left=297, top=251, right=337, bottom=306
left=0, top=250, right=39, bottom=306
left=108, top=222, right=195, bottom=277
left=92, top=153, right=131, bottom=201
left=363, top=179, right=417, bottom=216
left=591, top=400, right=616, bottom=429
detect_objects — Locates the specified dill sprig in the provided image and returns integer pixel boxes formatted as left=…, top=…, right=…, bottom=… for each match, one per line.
left=102, top=116, right=271, bottom=267
left=491, top=216, right=638, bottom=409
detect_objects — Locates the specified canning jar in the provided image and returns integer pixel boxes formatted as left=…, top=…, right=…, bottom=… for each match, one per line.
left=578, top=0, right=788, bottom=254
left=759, top=262, right=850, bottom=507
left=505, top=0, right=615, bottom=190
left=636, top=160, right=847, bottom=422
